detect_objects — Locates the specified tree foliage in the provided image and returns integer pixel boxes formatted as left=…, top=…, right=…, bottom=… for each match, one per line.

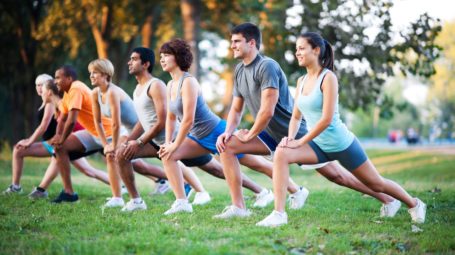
left=0, top=0, right=443, bottom=145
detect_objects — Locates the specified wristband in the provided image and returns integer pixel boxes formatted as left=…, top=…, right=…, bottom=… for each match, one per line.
left=137, top=138, right=145, bottom=147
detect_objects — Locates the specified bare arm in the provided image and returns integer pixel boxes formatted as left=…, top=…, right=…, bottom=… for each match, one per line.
left=238, top=87, right=278, bottom=142
left=288, top=76, right=305, bottom=139
left=107, top=88, right=121, bottom=149
left=165, top=81, right=177, bottom=144
left=296, top=72, right=338, bottom=146
left=19, top=103, right=55, bottom=147
left=56, top=109, right=79, bottom=145
left=171, top=77, right=198, bottom=147
left=140, top=80, right=167, bottom=143
left=91, top=89, right=109, bottom=147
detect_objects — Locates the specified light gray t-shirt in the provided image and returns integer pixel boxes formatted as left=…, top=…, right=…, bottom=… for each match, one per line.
left=233, top=54, right=307, bottom=142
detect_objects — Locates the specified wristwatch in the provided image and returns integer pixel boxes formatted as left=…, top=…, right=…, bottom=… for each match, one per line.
left=137, top=138, right=145, bottom=147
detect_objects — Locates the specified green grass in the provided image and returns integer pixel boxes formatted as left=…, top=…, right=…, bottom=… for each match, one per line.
left=0, top=149, right=454, bottom=254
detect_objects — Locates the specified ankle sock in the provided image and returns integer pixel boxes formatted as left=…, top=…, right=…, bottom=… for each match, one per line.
left=37, top=187, right=46, bottom=192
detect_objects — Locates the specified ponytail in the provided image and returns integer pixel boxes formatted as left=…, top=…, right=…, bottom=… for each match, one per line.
left=300, top=32, right=335, bottom=71
left=321, top=40, right=334, bottom=71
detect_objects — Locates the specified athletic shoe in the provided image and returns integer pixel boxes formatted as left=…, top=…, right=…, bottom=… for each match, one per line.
left=408, top=198, right=426, bottom=223
left=2, top=185, right=23, bottom=195
left=121, top=186, right=128, bottom=196
left=380, top=199, right=401, bottom=217
left=104, top=197, right=125, bottom=208
left=184, top=184, right=194, bottom=199
left=51, top=190, right=79, bottom=203
left=27, top=187, right=48, bottom=198
left=288, top=186, right=309, bottom=210
left=256, top=210, right=288, bottom=227
left=164, top=199, right=193, bottom=215
left=149, top=180, right=171, bottom=196
left=253, top=189, right=274, bottom=208
left=121, top=199, right=147, bottom=212
left=213, top=205, right=251, bottom=219
left=192, top=191, right=211, bottom=205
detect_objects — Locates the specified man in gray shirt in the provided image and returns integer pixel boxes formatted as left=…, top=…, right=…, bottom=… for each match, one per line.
left=216, top=22, right=395, bottom=219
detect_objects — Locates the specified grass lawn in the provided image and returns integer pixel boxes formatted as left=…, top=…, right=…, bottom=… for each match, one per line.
left=0, top=149, right=454, bottom=254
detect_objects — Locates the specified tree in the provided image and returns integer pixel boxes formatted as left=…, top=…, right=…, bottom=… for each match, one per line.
left=427, top=20, right=455, bottom=138
left=0, top=0, right=57, bottom=144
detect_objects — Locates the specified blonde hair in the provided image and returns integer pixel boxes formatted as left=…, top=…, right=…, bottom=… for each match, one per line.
left=35, top=74, right=53, bottom=86
left=88, top=58, right=115, bottom=82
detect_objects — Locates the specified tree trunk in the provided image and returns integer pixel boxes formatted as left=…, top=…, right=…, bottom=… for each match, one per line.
left=180, top=0, right=201, bottom=79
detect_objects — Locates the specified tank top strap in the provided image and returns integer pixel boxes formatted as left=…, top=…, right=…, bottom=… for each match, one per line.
left=316, top=69, right=330, bottom=90
left=176, top=72, right=192, bottom=96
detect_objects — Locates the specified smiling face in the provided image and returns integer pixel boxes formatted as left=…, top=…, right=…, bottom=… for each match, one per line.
left=159, top=53, right=178, bottom=72
left=54, top=69, right=71, bottom=92
left=295, top=37, right=320, bottom=67
left=231, top=33, right=254, bottom=60
left=89, top=67, right=108, bottom=87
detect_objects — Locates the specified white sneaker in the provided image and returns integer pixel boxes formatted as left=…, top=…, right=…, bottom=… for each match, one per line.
left=408, top=198, right=426, bottom=223
left=192, top=191, right=211, bottom=205
left=380, top=199, right=401, bottom=217
left=213, top=205, right=251, bottom=219
left=104, top=197, right=125, bottom=208
left=121, top=199, right=147, bottom=212
left=288, top=186, right=309, bottom=210
left=164, top=199, right=193, bottom=215
left=149, top=180, right=171, bottom=196
left=256, top=210, right=288, bottom=227
left=253, top=189, right=274, bottom=208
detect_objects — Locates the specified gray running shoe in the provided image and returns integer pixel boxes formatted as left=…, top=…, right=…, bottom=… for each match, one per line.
left=28, top=187, right=48, bottom=198
left=2, top=185, right=23, bottom=195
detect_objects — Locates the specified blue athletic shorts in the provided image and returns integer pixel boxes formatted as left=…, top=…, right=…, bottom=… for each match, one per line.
left=188, top=120, right=244, bottom=159
left=257, top=131, right=278, bottom=158
left=308, top=137, right=368, bottom=170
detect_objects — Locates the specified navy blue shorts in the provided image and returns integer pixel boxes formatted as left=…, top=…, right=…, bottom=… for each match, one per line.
left=308, top=137, right=368, bottom=171
left=148, top=140, right=213, bottom=167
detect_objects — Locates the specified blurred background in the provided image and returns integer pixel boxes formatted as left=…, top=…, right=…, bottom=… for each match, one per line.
left=0, top=0, right=453, bottom=149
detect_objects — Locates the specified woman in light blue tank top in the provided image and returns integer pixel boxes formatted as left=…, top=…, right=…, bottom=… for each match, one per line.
left=258, top=32, right=426, bottom=227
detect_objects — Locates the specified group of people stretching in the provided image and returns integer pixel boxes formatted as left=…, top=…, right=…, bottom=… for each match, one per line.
left=3, top=22, right=426, bottom=227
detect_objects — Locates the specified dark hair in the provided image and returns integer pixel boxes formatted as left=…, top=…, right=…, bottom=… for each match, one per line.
left=132, top=47, right=155, bottom=73
left=58, top=65, right=78, bottom=81
left=160, top=38, right=193, bottom=72
left=44, top=79, right=64, bottom=99
left=231, top=22, right=261, bottom=50
left=300, top=32, right=334, bottom=71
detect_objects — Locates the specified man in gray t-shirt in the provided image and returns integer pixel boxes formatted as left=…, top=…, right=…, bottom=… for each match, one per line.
left=215, top=23, right=394, bottom=219
left=232, top=54, right=307, bottom=143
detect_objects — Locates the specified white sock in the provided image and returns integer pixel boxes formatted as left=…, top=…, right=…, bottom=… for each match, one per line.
left=133, top=197, right=142, bottom=203
left=11, top=185, right=21, bottom=190
left=176, top=198, right=188, bottom=203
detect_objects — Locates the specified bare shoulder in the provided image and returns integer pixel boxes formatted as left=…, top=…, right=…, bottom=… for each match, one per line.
left=150, top=78, right=166, bottom=89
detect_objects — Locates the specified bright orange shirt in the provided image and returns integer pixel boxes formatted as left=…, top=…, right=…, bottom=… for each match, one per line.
left=60, top=81, right=112, bottom=137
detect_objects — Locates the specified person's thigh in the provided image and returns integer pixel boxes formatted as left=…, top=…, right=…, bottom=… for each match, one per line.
left=19, top=142, right=52, bottom=157
left=274, top=143, right=320, bottom=165
left=133, top=142, right=160, bottom=158
left=60, top=134, right=88, bottom=153
left=71, top=130, right=100, bottom=152
left=168, top=138, right=211, bottom=161
left=224, top=135, right=270, bottom=155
